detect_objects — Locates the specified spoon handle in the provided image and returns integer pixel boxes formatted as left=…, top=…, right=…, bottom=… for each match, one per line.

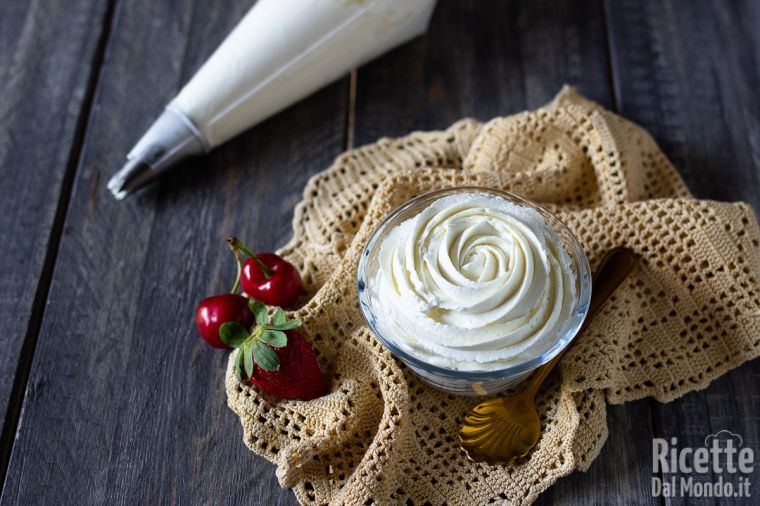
left=524, top=247, right=640, bottom=399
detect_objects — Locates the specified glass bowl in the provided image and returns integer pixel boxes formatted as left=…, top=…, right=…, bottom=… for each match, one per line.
left=356, top=187, right=591, bottom=396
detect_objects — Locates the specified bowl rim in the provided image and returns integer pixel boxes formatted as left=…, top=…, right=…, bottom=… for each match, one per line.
left=356, top=186, right=592, bottom=382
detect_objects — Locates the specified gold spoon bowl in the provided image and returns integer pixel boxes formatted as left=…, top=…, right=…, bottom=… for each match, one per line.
left=459, top=247, right=640, bottom=464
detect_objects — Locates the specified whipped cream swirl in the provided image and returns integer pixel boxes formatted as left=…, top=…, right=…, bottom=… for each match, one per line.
left=374, top=193, right=576, bottom=371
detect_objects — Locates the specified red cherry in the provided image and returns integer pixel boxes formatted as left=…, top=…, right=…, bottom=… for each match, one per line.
left=241, top=253, right=303, bottom=308
left=195, top=294, right=254, bottom=348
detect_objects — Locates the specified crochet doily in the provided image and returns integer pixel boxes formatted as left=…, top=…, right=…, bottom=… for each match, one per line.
left=225, top=87, right=760, bottom=505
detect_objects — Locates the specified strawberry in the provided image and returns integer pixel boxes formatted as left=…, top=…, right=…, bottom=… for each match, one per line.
left=247, top=330, right=325, bottom=400
left=219, top=299, right=325, bottom=401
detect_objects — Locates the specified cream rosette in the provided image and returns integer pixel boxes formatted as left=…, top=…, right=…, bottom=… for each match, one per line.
left=375, top=194, right=576, bottom=371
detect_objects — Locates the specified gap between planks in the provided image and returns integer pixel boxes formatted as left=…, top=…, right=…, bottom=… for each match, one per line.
left=345, top=69, right=358, bottom=151
left=0, top=0, right=121, bottom=493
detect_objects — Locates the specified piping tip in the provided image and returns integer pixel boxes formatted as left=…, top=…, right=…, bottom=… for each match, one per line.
left=107, top=108, right=207, bottom=200
left=107, top=158, right=158, bottom=200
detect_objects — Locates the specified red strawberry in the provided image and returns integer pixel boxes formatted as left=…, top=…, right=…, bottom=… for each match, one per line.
left=220, top=299, right=325, bottom=401
left=248, top=330, right=325, bottom=400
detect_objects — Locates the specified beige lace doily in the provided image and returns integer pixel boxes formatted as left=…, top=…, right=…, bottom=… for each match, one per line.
left=225, top=87, right=760, bottom=505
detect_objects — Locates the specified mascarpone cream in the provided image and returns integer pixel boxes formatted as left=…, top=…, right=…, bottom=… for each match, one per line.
left=373, top=193, right=576, bottom=371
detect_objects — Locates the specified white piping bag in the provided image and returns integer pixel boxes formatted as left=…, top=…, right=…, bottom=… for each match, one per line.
left=108, top=0, right=437, bottom=199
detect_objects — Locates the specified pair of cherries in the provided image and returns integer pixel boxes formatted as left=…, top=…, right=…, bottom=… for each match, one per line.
left=196, top=237, right=303, bottom=348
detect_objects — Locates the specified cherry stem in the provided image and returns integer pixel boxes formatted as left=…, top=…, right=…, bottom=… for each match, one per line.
left=227, top=237, right=273, bottom=279
left=226, top=239, right=244, bottom=293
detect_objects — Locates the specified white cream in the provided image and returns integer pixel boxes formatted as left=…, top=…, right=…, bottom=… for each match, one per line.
left=373, top=193, right=576, bottom=371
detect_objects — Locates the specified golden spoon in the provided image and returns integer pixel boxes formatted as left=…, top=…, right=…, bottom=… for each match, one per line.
left=459, top=247, right=640, bottom=464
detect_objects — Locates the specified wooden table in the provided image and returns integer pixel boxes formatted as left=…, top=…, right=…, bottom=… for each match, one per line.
left=1, top=1, right=758, bottom=504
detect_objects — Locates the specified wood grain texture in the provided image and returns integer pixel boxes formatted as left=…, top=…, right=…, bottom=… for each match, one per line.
left=0, top=0, right=111, bottom=473
left=539, top=400, right=658, bottom=506
left=2, top=0, right=759, bottom=504
left=354, top=0, right=612, bottom=143
left=606, top=0, right=760, bottom=209
left=605, top=1, right=760, bottom=504
left=0, top=0, right=343, bottom=503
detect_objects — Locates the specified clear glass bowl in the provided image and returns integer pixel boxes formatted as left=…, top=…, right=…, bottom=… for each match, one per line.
left=357, top=187, right=591, bottom=396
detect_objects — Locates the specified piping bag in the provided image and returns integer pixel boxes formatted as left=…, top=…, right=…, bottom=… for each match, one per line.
left=108, top=0, right=437, bottom=199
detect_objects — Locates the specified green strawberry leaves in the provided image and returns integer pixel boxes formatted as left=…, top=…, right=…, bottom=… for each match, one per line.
left=273, top=307, right=287, bottom=326
left=259, top=330, right=287, bottom=347
left=219, top=322, right=249, bottom=347
left=272, top=319, right=302, bottom=331
left=236, top=351, right=247, bottom=382
left=244, top=346, right=255, bottom=376
left=223, top=299, right=303, bottom=379
left=251, top=340, right=280, bottom=371
left=248, top=299, right=269, bottom=325
left=263, top=306, right=302, bottom=332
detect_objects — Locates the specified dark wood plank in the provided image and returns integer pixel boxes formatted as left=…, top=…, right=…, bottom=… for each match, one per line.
left=540, top=400, right=659, bottom=505
left=605, top=0, right=760, bottom=209
left=0, top=0, right=112, bottom=479
left=605, top=0, right=760, bottom=504
left=1, top=0, right=346, bottom=503
left=355, top=1, right=657, bottom=504
left=354, top=0, right=612, bottom=142
left=5, top=0, right=756, bottom=504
